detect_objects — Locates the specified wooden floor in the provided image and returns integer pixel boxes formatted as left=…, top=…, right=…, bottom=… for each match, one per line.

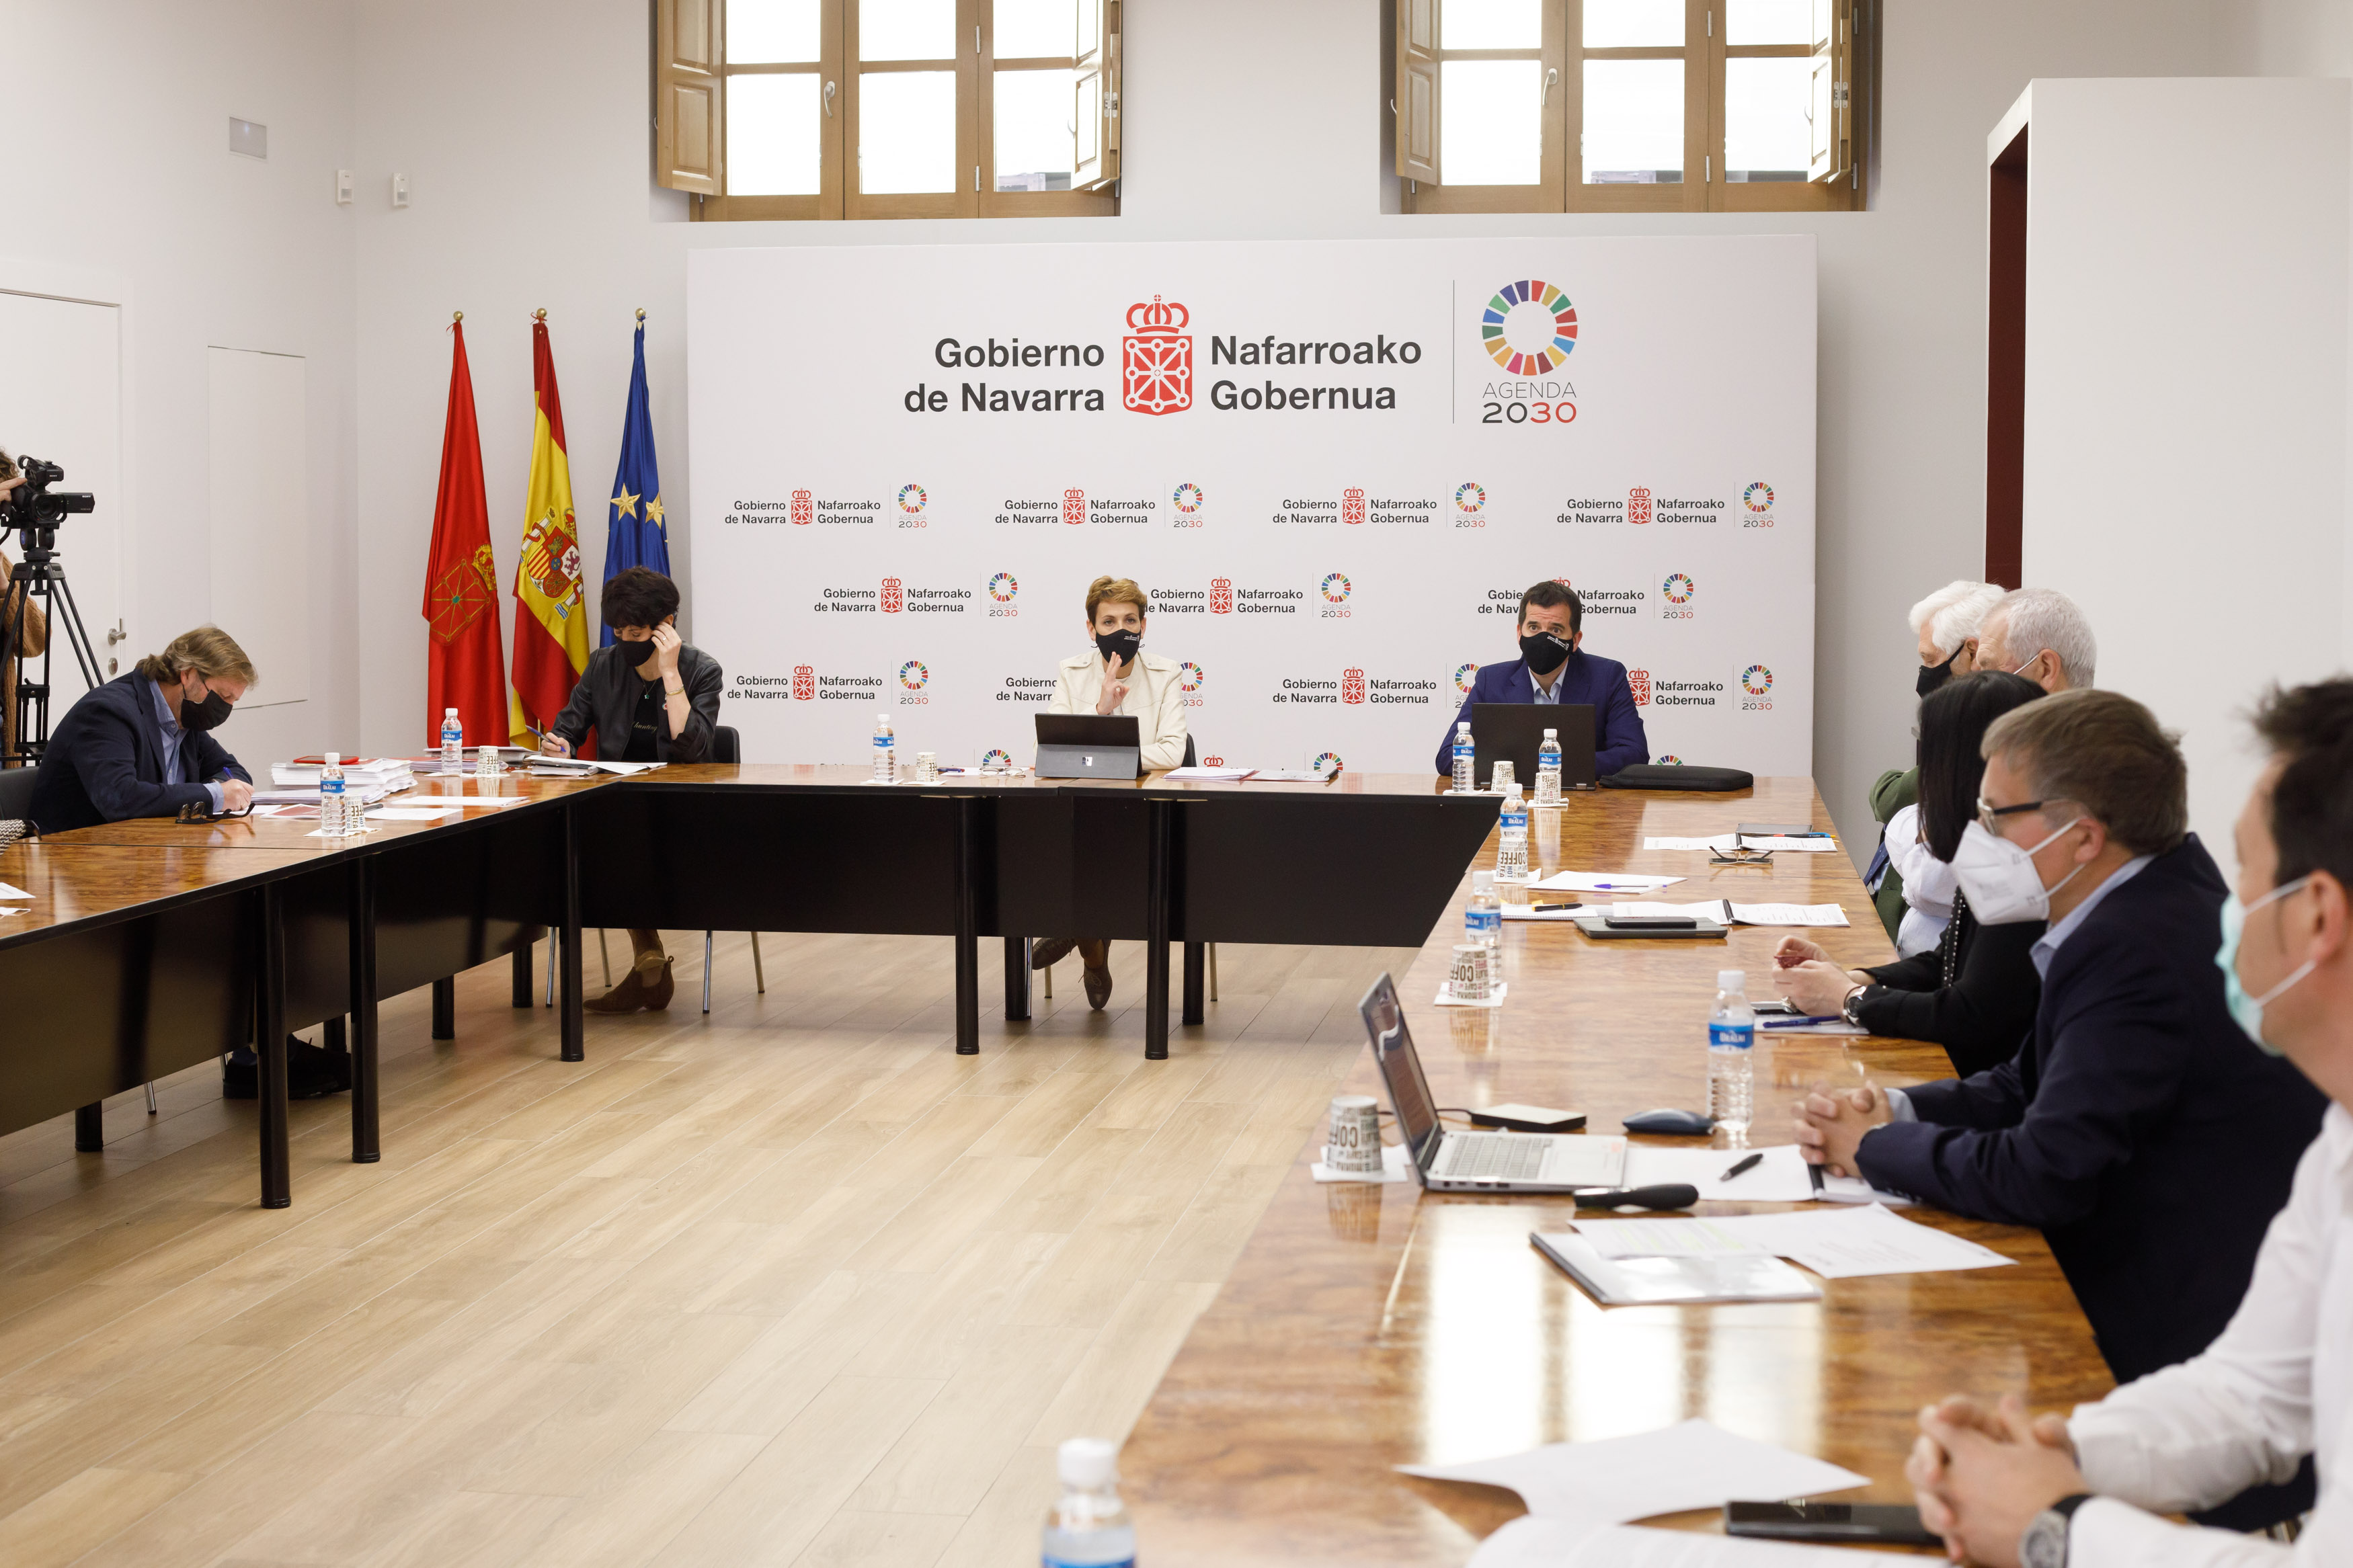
left=0, top=930, right=1415, bottom=1568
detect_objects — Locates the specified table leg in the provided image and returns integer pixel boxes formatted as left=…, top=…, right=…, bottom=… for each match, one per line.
left=1145, top=799, right=1170, bottom=1061
left=1182, top=941, right=1205, bottom=1026
left=512, top=937, right=533, bottom=1007
left=74, top=1103, right=102, bottom=1152
left=259, top=881, right=290, bottom=1209
left=430, top=977, right=454, bottom=1040
left=323, top=1016, right=346, bottom=1053
left=349, top=857, right=380, bottom=1165
left=561, top=804, right=584, bottom=1063
left=1004, top=936, right=1031, bottom=1022
left=954, top=796, right=979, bottom=1055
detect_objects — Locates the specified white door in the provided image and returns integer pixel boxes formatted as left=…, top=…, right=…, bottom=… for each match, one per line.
left=0, top=290, right=124, bottom=694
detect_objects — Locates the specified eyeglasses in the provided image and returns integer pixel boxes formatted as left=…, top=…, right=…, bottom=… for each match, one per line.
left=1977, top=795, right=2077, bottom=836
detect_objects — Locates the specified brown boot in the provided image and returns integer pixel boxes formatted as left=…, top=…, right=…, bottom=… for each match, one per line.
left=641, top=956, right=676, bottom=1011
left=586, top=968, right=650, bottom=1013
left=1078, top=940, right=1113, bottom=1010
left=1030, top=936, right=1078, bottom=969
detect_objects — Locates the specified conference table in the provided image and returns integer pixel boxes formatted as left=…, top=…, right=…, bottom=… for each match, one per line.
left=1117, top=778, right=2115, bottom=1561
left=5, top=763, right=1496, bottom=1206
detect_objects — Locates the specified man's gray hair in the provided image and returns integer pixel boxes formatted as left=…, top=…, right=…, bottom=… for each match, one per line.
left=1906, top=580, right=2006, bottom=659
left=1990, top=587, right=2098, bottom=688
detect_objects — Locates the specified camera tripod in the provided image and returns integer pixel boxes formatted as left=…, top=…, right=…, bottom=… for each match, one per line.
left=5, top=524, right=105, bottom=768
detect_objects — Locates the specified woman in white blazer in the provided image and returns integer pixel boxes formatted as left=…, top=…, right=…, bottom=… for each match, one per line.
left=1032, top=575, right=1190, bottom=1008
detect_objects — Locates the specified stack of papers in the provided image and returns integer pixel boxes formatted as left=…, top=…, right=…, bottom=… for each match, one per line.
left=1529, top=870, right=1684, bottom=893
left=272, top=757, right=415, bottom=791
left=251, top=782, right=397, bottom=808
left=524, top=757, right=664, bottom=776
left=1584, top=899, right=1849, bottom=928
left=1642, top=833, right=1839, bottom=854
left=1567, top=1203, right=2015, bottom=1280
left=1622, top=1145, right=1909, bottom=1205
left=1160, top=766, right=1256, bottom=781
left=1534, top=1233, right=1821, bottom=1304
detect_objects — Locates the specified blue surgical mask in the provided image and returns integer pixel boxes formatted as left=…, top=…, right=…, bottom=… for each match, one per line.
left=2216, top=875, right=2315, bottom=1055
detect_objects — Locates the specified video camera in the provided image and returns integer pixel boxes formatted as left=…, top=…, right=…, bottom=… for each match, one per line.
left=1, top=455, right=95, bottom=534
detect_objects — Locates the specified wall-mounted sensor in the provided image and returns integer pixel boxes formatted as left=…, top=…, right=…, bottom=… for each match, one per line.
left=229, top=118, right=268, bottom=159
left=335, top=169, right=354, bottom=205
left=391, top=173, right=410, bottom=208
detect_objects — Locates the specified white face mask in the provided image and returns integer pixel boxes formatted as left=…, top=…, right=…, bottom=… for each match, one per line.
left=1950, top=817, right=2086, bottom=925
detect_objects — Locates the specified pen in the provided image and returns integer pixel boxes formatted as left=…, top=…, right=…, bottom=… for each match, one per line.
left=1808, top=1160, right=1826, bottom=1195
left=1761, top=1015, right=1845, bottom=1029
left=1718, top=1152, right=1763, bottom=1182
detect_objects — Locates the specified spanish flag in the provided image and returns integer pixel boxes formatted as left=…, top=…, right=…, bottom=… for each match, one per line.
left=508, top=313, right=592, bottom=748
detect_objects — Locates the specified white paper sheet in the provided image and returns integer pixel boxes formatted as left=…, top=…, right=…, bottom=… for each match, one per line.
left=1728, top=903, right=1849, bottom=927
left=1398, top=1418, right=1868, bottom=1525
left=1644, top=835, right=1738, bottom=852
left=0, top=881, right=32, bottom=900
left=1529, top=870, right=1685, bottom=893
left=1558, top=1524, right=1917, bottom=1567
left=0, top=909, right=22, bottom=917
left=1621, top=1145, right=1911, bottom=1207
left=1502, top=905, right=1587, bottom=921
left=1741, top=835, right=1839, bottom=852
left=1161, top=766, right=1255, bottom=781
left=367, top=807, right=461, bottom=821
left=1574, top=1204, right=2011, bottom=1280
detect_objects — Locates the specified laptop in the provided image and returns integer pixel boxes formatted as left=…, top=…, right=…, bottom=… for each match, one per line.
left=1358, top=973, right=1627, bottom=1192
left=1035, top=713, right=1142, bottom=779
left=1472, top=703, right=1597, bottom=791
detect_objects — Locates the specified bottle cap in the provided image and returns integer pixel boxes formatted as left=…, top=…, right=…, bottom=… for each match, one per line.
left=1718, top=969, right=1746, bottom=991
left=1058, top=1436, right=1117, bottom=1489
left=326, top=751, right=340, bottom=765
left=1542, top=728, right=1556, bottom=739
left=1458, top=720, right=1471, bottom=733
left=1473, top=870, right=1494, bottom=891
left=445, top=707, right=458, bottom=716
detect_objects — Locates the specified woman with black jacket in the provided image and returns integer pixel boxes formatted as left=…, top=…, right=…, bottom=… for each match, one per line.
left=1773, top=671, right=2048, bottom=1077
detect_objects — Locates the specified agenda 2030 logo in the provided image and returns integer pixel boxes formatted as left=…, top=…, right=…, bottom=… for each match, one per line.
left=1741, top=664, right=1773, bottom=712
left=987, top=573, right=1019, bottom=618
left=898, top=660, right=930, bottom=706
left=1319, top=573, right=1351, bottom=619
left=1178, top=661, right=1205, bottom=708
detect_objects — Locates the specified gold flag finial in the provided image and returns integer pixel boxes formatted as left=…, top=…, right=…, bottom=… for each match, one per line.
left=635, top=307, right=646, bottom=323
left=451, top=309, right=463, bottom=323
left=532, top=307, right=547, bottom=323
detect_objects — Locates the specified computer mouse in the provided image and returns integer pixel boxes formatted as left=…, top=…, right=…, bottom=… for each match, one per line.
left=1622, top=1108, right=1716, bottom=1136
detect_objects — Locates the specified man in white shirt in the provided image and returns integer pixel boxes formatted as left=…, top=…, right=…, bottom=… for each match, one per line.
left=1903, top=677, right=2353, bottom=1567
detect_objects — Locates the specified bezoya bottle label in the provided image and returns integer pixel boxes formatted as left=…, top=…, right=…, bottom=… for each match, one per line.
left=1044, top=1556, right=1134, bottom=1568
left=1708, top=1020, right=1754, bottom=1050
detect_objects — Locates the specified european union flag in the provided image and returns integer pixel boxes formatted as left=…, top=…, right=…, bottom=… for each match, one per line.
left=600, top=312, right=670, bottom=647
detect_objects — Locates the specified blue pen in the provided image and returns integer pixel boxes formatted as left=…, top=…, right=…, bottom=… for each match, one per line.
left=1761, top=1015, right=1844, bottom=1029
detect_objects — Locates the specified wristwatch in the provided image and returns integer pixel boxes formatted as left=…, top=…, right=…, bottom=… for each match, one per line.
left=1840, top=983, right=1870, bottom=1028
left=2020, top=1493, right=2093, bottom=1568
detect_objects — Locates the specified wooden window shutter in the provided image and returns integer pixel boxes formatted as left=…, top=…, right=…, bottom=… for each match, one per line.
left=1807, top=0, right=1841, bottom=182
left=1074, top=0, right=1120, bottom=190
left=657, top=0, right=723, bottom=195
left=1396, top=0, right=1439, bottom=185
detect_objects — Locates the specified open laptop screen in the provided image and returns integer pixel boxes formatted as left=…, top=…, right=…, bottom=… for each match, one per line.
left=1359, top=973, right=1443, bottom=1173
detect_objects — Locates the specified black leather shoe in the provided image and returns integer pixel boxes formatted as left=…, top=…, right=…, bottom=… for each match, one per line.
left=223, top=1037, right=350, bottom=1100
left=1030, top=936, right=1078, bottom=970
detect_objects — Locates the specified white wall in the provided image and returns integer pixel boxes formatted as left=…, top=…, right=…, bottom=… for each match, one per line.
left=347, top=0, right=2244, bottom=861
left=2016, top=77, right=2349, bottom=874
left=1, top=0, right=359, bottom=770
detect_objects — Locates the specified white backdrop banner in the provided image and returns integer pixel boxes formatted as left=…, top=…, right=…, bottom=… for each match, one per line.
left=688, top=237, right=1814, bottom=776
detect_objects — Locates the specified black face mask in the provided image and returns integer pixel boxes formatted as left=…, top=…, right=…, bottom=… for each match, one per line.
left=1916, top=647, right=1960, bottom=698
left=180, top=685, right=233, bottom=732
left=1094, top=628, right=1142, bottom=665
left=633, top=645, right=663, bottom=679
left=1519, top=630, right=1574, bottom=672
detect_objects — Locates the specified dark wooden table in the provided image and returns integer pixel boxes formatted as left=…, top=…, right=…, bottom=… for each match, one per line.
left=1118, top=778, right=2114, bottom=1563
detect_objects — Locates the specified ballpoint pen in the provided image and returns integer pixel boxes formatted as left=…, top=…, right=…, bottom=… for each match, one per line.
left=1808, top=1160, right=1827, bottom=1195
left=1761, top=1015, right=1844, bottom=1029
left=1719, top=1152, right=1763, bottom=1182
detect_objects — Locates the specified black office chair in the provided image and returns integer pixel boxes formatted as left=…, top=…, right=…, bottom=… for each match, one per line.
left=703, top=726, right=765, bottom=1014
left=1042, top=733, right=1215, bottom=1005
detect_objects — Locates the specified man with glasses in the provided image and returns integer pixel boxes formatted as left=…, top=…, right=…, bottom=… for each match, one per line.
left=1796, top=690, right=2324, bottom=1512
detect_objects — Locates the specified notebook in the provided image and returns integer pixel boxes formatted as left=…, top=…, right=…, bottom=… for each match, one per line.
left=1531, top=1231, right=1821, bottom=1305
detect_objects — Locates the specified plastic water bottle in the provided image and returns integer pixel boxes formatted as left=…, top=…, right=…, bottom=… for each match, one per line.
left=1451, top=720, right=1475, bottom=793
left=441, top=707, right=464, bottom=774
left=1496, top=789, right=1529, bottom=879
left=1536, top=727, right=1562, bottom=804
left=1465, top=869, right=1501, bottom=948
left=1043, top=1438, right=1135, bottom=1568
left=1708, top=968, right=1756, bottom=1133
left=320, top=751, right=349, bottom=837
left=872, top=712, right=897, bottom=783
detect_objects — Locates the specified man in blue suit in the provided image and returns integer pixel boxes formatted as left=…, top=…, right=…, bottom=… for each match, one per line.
left=1433, top=579, right=1648, bottom=778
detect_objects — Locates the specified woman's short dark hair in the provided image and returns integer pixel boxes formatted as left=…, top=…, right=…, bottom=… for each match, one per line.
left=1917, top=670, right=2046, bottom=860
left=1517, top=579, right=1582, bottom=634
left=601, top=566, right=679, bottom=632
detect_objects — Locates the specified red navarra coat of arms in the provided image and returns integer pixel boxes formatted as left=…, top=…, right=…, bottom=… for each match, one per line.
left=881, top=577, right=904, bottom=612
left=791, top=489, right=813, bottom=526
left=1628, top=668, right=1653, bottom=706
left=1063, top=489, right=1086, bottom=526
left=1209, top=577, right=1234, bottom=614
left=793, top=665, right=815, bottom=700
left=1342, top=489, right=1366, bottom=526
left=1342, top=668, right=1366, bottom=704
left=1123, top=296, right=1191, bottom=415
left=1628, top=487, right=1653, bottom=526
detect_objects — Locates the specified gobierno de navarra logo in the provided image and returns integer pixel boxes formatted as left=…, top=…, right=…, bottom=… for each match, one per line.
left=1628, top=668, right=1653, bottom=706
left=1123, top=296, right=1193, bottom=415
left=1741, top=664, right=1774, bottom=696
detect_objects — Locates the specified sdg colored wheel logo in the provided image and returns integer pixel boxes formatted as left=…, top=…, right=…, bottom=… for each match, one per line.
left=898, top=661, right=929, bottom=690
left=1320, top=573, right=1352, bottom=603
left=1454, top=661, right=1479, bottom=694
left=980, top=748, right=1012, bottom=770
left=1313, top=752, right=1343, bottom=776
left=1662, top=573, right=1696, bottom=605
left=1454, top=483, right=1486, bottom=514
left=1741, top=665, right=1775, bottom=696
left=987, top=573, right=1019, bottom=602
left=1178, top=661, right=1205, bottom=693
left=1657, top=755, right=1684, bottom=766
left=1743, top=483, right=1776, bottom=513
left=1172, top=483, right=1204, bottom=514
left=897, top=484, right=927, bottom=513
left=1480, top=280, right=1579, bottom=374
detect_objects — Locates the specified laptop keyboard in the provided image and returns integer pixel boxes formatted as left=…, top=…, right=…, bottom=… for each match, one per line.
left=1439, top=1134, right=1549, bottom=1182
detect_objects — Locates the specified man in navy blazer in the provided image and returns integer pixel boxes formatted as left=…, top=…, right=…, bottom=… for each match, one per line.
left=1798, top=690, right=2325, bottom=1395
left=1433, top=579, right=1648, bottom=777
left=31, top=626, right=256, bottom=835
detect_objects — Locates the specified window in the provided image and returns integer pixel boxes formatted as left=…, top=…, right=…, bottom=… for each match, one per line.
left=656, top=0, right=1120, bottom=220
left=1395, top=0, right=1866, bottom=212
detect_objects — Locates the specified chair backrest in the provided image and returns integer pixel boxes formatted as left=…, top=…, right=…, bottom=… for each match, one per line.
left=0, top=763, right=36, bottom=823
left=1181, top=733, right=1197, bottom=769
left=712, top=725, right=742, bottom=766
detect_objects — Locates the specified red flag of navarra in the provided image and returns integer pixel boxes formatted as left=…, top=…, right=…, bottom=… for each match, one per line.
left=508, top=313, right=592, bottom=747
left=422, top=316, right=507, bottom=750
